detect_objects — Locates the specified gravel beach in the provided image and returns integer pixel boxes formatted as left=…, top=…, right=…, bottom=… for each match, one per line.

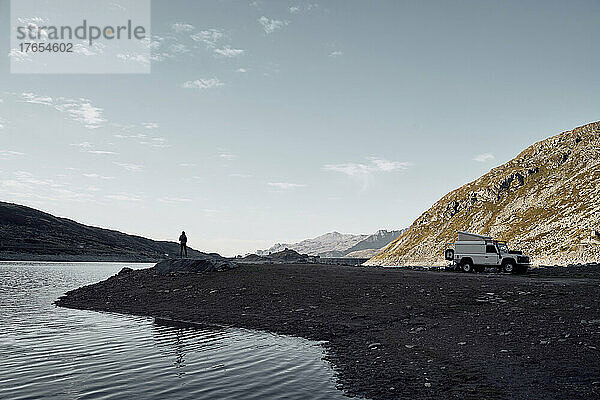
left=56, top=263, right=600, bottom=400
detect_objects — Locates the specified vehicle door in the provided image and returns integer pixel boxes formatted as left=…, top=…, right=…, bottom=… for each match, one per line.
left=485, top=244, right=500, bottom=266
left=470, top=243, right=486, bottom=265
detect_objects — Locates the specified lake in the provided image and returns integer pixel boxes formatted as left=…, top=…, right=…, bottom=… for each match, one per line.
left=0, top=262, right=348, bottom=399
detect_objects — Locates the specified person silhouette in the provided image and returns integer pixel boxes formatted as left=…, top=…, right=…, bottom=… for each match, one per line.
left=179, top=231, right=188, bottom=258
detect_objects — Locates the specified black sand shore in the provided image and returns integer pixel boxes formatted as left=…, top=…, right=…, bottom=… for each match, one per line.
left=56, top=263, right=600, bottom=400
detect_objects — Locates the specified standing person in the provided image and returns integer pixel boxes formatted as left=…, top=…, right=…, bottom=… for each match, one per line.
left=179, top=231, right=188, bottom=258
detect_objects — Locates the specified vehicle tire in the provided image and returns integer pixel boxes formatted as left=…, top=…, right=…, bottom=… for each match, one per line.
left=461, top=259, right=474, bottom=273
left=502, top=260, right=516, bottom=274
left=444, top=249, right=455, bottom=261
left=474, top=265, right=485, bottom=273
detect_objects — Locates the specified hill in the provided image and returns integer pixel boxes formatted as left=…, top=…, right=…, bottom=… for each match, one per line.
left=343, top=229, right=407, bottom=255
left=368, top=121, right=600, bottom=266
left=344, top=248, right=385, bottom=258
left=0, top=201, right=204, bottom=261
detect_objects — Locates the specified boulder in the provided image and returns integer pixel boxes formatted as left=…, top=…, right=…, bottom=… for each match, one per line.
left=154, top=256, right=237, bottom=275
left=117, top=267, right=134, bottom=276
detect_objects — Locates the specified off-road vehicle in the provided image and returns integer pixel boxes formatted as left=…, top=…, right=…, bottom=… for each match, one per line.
left=444, top=231, right=530, bottom=273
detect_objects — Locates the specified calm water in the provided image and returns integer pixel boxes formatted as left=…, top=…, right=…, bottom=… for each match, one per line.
left=0, top=262, right=348, bottom=400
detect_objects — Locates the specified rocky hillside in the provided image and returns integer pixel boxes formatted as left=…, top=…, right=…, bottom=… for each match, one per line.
left=344, top=229, right=406, bottom=255
left=0, top=201, right=204, bottom=261
left=368, top=121, right=600, bottom=266
left=258, top=229, right=405, bottom=258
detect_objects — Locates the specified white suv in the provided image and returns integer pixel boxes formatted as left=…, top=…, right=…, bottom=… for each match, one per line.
left=444, top=231, right=530, bottom=273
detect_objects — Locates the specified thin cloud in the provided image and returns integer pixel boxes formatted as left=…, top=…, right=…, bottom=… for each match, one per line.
left=113, top=162, right=143, bottom=171
left=85, top=150, right=116, bottom=154
left=151, top=52, right=175, bottom=62
left=268, top=182, right=307, bottom=189
left=150, top=25, right=242, bottom=64
left=17, top=16, right=48, bottom=25
left=142, top=36, right=162, bottom=50
left=8, top=48, right=32, bottom=62
left=289, top=4, right=319, bottom=14
left=139, top=34, right=180, bottom=62
left=106, top=193, right=142, bottom=201
left=191, top=29, right=224, bottom=48
left=151, top=137, right=169, bottom=147
left=70, top=142, right=116, bottom=155
left=0, top=170, right=93, bottom=203
left=219, top=152, right=237, bottom=161
left=201, top=208, right=220, bottom=216
left=137, top=137, right=170, bottom=148
left=323, top=163, right=370, bottom=176
left=21, top=92, right=53, bottom=106
left=258, top=16, right=289, bottom=34
left=323, top=157, right=412, bottom=176
left=57, top=100, right=105, bottom=129
left=82, top=173, right=114, bottom=179
left=114, top=133, right=147, bottom=139
left=139, top=34, right=182, bottom=63
left=169, top=43, right=190, bottom=54
left=214, top=47, right=245, bottom=57
left=159, top=197, right=193, bottom=203
left=474, top=153, right=495, bottom=162
left=329, top=50, right=343, bottom=57
left=21, top=92, right=105, bottom=129
left=0, top=150, right=25, bottom=160
left=172, top=23, right=195, bottom=33
left=369, top=157, right=412, bottom=172
left=112, top=128, right=169, bottom=148
left=236, top=68, right=247, bottom=73
left=181, top=78, right=224, bottom=89
left=116, top=53, right=150, bottom=65
left=73, top=42, right=105, bottom=56
left=146, top=35, right=176, bottom=62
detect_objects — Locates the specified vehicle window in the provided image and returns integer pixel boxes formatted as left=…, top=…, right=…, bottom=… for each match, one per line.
left=486, top=245, right=497, bottom=253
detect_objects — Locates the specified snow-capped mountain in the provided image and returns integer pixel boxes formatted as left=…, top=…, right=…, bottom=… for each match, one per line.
left=257, top=229, right=406, bottom=258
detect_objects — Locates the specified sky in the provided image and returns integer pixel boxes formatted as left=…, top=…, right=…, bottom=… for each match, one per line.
left=1, top=0, right=599, bottom=256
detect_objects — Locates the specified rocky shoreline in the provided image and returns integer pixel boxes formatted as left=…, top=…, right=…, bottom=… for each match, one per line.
left=56, top=263, right=600, bottom=400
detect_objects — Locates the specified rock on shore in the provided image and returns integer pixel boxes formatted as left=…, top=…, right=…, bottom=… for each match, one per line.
left=153, top=255, right=237, bottom=274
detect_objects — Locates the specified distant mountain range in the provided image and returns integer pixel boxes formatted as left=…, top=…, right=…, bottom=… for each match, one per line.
left=257, top=229, right=407, bottom=258
left=368, top=121, right=600, bottom=266
left=0, top=201, right=204, bottom=261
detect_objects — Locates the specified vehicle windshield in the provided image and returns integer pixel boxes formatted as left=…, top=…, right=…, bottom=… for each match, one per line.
left=497, top=243, right=509, bottom=253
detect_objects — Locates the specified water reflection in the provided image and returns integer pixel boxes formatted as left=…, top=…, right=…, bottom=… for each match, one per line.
left=152, top=319, right=228, bottom=375
left=0, top=262, right=349, bottom=400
